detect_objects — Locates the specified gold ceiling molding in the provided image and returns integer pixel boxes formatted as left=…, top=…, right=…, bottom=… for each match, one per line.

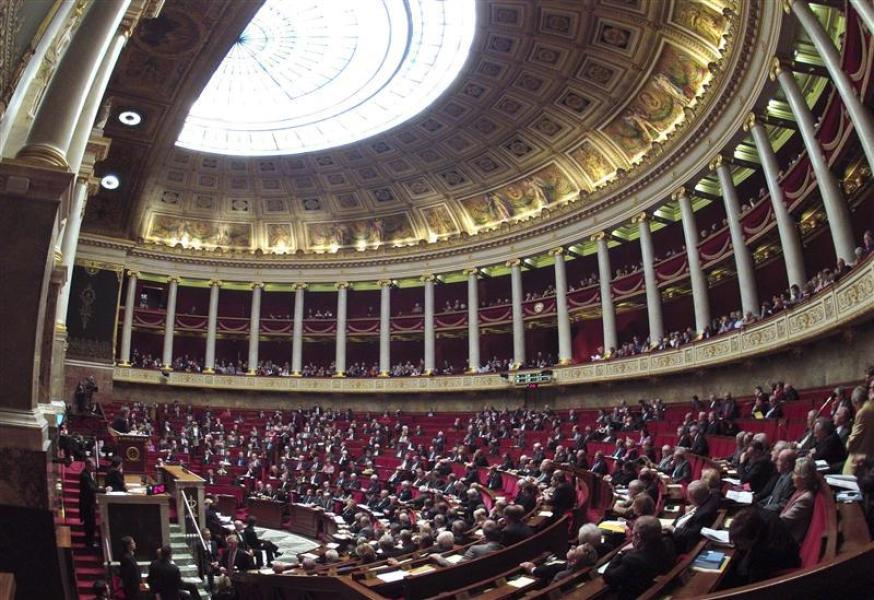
left=122, top=0, right=742, bottom=256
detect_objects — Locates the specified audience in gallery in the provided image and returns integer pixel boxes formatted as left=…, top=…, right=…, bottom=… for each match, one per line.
left=76, top=364, right=874, bottom=598
left=591, top=235, right=872, bottom=362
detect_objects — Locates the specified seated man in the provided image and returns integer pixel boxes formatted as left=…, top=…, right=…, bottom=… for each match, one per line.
left=758, top=448, right=797, bottom=511
left=740, top=440, right=776, bottom=495
left=520, top=543, right=598, bottom=583
left=670, top=448, right=692, bottom=484
left=500, top=504, right=534, bottom=547
left=611, top=479, right=645, bottom=518
left=810, top=417, right=848, bottom=472
left=665, top=480, right=719, bottom=553
left=243, top=517, right=281, bottom=568
left=432, top=520, right=504, bottom=565
left=603, top=516, right=676, bottom=600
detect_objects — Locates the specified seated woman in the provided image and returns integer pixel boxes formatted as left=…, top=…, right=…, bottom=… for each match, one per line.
left=726, top=508, right=800, bottom=586
left=780, top=457, right=819, bottom=544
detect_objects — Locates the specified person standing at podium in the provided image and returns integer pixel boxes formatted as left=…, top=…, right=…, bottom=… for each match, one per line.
left=111, top=406, right=131, bottom=433
left=79, top=458, right=103, bottom=548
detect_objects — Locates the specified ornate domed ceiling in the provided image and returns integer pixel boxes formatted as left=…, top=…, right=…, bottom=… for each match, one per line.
left=84, top=0, right=761, bottom=264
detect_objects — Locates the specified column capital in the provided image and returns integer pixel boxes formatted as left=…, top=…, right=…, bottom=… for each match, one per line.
left=208, top=279, right=222, bottom=288
left=632, top=212, right=651, bottom=225
left=549, top=247, right=565, bottom=257
left=249, top=282, right=264, bottom=290
left=76, top=174, right=101, bottom=196
left=335, top=281, right=350, bottom=290
left=377, top=279, right=393, bottom=288
left=126, top=269, right=141, bottom=279
left=671, top=187, right=688, bottom=202
left=769, top=57, right=784, bottom=81
left=420, top=273, right=436, bottom=283
left=292, top=282, right=308, bottom=291
left=462, top=267, right=478, bottom=277
left=167, top=276, right=180, bottom=284
left=708, top=154, right=725, bottom=172
left=590, top=231, right=608, bottom=242
left=505, top=258, right=522, bottom=268
left=742, top=112, right=759, bottom=132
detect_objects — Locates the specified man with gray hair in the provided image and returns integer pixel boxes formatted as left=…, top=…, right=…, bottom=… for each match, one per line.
left=432, top=519, right=503, bottom=565
left=667, top=480, right=719, bottom=552
left=758, top=448, right=797, bottom=511
left=578, top=522, right=612, bottom=559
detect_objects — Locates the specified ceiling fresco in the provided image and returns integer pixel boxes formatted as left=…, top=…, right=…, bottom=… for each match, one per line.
left=84, top=0, right=741, bottom=258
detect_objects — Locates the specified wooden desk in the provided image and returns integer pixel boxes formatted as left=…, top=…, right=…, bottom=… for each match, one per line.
left=838, top=503, right=872, bottom=553
left=287, top=503, right=335, bottom=539
left=248, top=498, right=286, bottom=530
left=97, top=492, right=170, bottom=562
left=160, top=465, right=206, bottom=534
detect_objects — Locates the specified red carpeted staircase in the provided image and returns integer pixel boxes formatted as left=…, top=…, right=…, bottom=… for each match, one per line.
left=61, top=461, right=107, bottom=600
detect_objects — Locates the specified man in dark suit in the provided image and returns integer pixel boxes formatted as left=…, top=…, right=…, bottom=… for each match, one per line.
left=218, top=534, right=254, bottom=574
left=433, top=520, right=504, bottom=565
left=79, top=458, right=103, bottom=548
left=811, top=417, right=848, bottom=472
left=758, top=448, right=797, bottom=511
left=521, top=544, right=598, bottom=583
left=603, top=516, right=676, bottom=600
left=590, top=451, right=608, bottom=476
left=197, top=529, right=218, bottom=592
left=670, top=448, right=692, bottom=484
left=549, top=470, right=576, bottom=520
left=105, top=456, right=126, bottom=493
left=110, top=407, right=131, bottom=433
left=740, top=441, right=776, bottom=494
left=148, top=546, right=183, bottom=600
left=514, top=480, right=538, bottom=514
left=243, top=517, right=280, bottom=568
left=668, top=480, right=719, bottom=553
left=500, top=504, right=533, bottom=547
left=119, top=536, right=142, bottom=600
left=690, top=426, right=709, bottom=457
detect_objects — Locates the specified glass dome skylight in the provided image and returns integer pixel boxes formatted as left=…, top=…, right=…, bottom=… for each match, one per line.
left=176, top=0, right=476, bottom=156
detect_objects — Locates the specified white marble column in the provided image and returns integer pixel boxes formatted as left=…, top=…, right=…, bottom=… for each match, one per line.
left=67, top=26, right=129, bottom=174
left=16, top=0, right=130, bottom=168
left=335, top=283, right=349, bottom=376
left=422, top=274, right=435, bottom=375
left=713, top=156, right=760, bottom=317
left=675, top=188, right=712, bottom=334
left=247, top=283, right=263, bottom=375
left=162, top=277, right=179, bottom=369
left=0, top=0, right=77, bottom=156
left=378, top=280, right=392, bottom=376
left=465, top=268, right=480, bottom=373
left=118, top=271, right=138, bottom=366
left=508, top=259, right=526, bottom=369
left=789, top=0, right=874, bottom=170
left=745, top=114, right=807, bottom=289
left=203, top=280, right=220, bottom=373
left=850, top=0, right=874, bottom=36
left=772, top=59, right=855, bottom=264
left=635, top=213, right=664, bottom=345
left=54, top=177, right=92, bottom=326
left=594, top=234, right=618, bottom=354
left=291, top=283, right=306, bottom=376
left=550, top=248, right=573, bottom=365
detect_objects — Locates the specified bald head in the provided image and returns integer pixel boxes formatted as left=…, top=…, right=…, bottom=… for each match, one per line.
left=686, top=480, right=709, bottom=506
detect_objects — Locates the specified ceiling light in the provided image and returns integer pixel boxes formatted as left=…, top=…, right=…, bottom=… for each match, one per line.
left=100, top=174, right=120, bottom=190
left=118, top=110, right=142, bottom=126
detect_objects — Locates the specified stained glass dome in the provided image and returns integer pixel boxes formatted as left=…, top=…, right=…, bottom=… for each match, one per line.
left=176, top=0, right=476, bottom=156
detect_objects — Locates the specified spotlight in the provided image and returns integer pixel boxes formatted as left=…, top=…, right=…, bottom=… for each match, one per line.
left=100, top=174, right=120, bottom=190
left=118, top=110, right=142, bottom=126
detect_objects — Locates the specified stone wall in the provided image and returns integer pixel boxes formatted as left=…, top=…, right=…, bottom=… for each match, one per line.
left=65, top=318, right=874, bottom=413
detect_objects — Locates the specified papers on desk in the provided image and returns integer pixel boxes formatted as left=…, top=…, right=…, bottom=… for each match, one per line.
left=376, top=570, right=406, bottom=583
left=700, top=527, right=732, bottom=546
left=725, top=490, right=753, bottom=504
left=659, top=518, right=675, bottom=529
left=407, top=565, right=436, bottom=576
left=333, top=516, right=346, bottom=524
left=722, top=477, right=741, bottom=486
left=508, top=576, right=536, bottom=589
left=598, top=520, right=627, bottom=534
left=443, top=554, right=464, bottom=565
left=691, top=550, right=729, bottom=573
left=300, top=553, right=319, bottom=561
left=825, top=475, right=860, bottom=493
left=815, top=460, right=829, bottom=472
left=537, top=510, right=553, bottom=517
left=325, top=543, right=339, bottom=549
left=597, top=561, right=610, bottom=575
